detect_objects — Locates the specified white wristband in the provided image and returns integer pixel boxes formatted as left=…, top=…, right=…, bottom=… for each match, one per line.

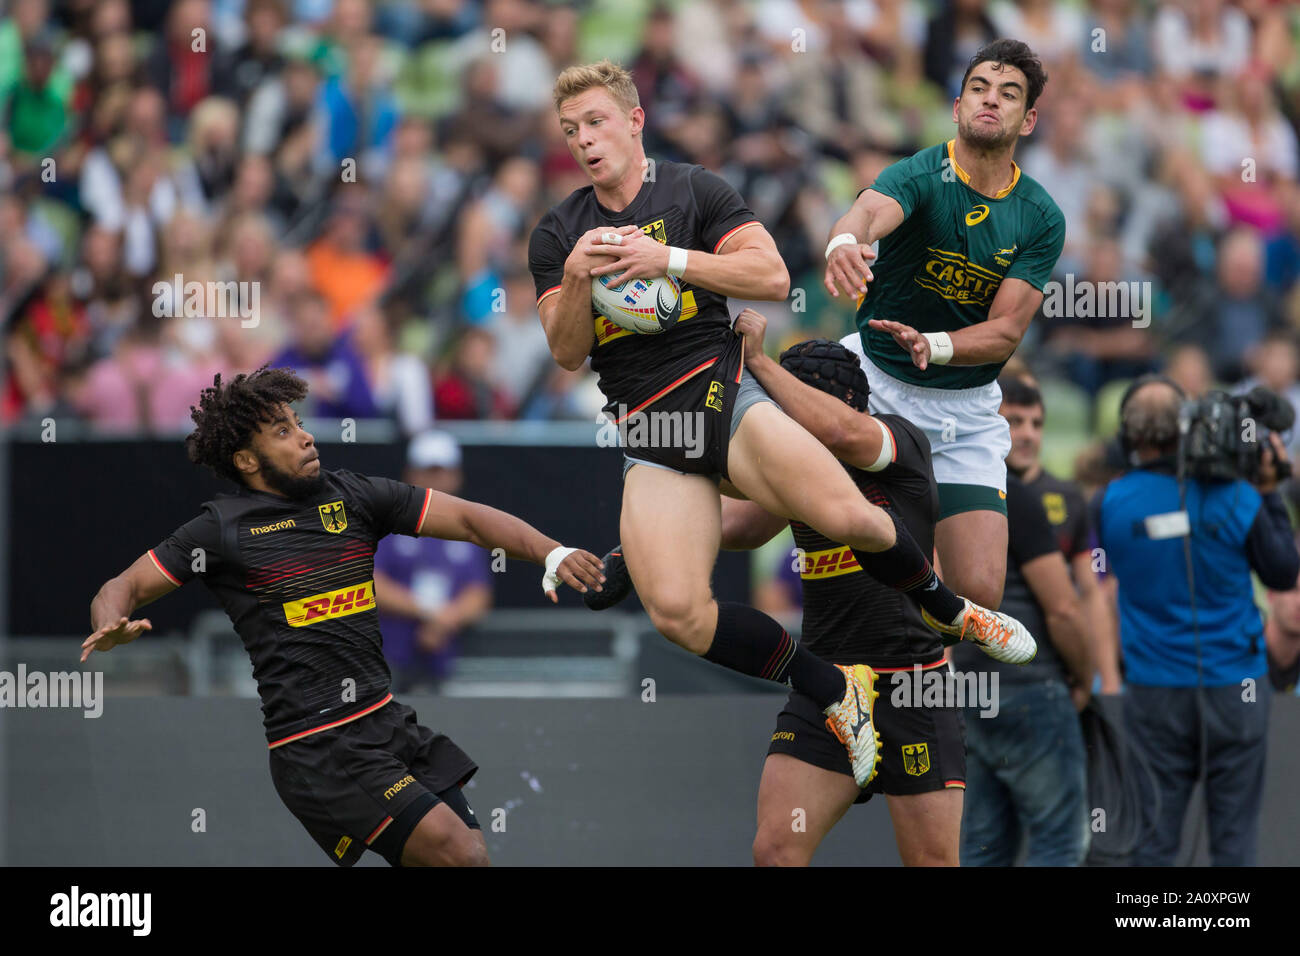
left=542, top=545, right=578, bottom=595
left=922, top=332, right=954, bottom=365
left=666, top=246, right=689, bottom=278
left=824, top=233, right=859, bottom=261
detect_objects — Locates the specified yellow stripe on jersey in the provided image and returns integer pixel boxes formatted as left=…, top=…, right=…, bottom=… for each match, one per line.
left=283, top=580, right=375, bottom=627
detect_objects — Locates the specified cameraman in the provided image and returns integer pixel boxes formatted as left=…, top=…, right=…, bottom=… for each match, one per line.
left=1095, top=375, right=1299, bottom=866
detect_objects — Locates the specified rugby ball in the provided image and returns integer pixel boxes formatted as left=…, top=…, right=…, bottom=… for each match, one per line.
left=592, top=273, right=682, bottom=335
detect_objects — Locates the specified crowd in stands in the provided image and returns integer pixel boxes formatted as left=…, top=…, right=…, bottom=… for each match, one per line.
left=2, top=0, right=1299, bottom=450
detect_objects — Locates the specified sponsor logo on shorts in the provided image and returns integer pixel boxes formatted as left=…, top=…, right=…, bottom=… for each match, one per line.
left=796, top=546, right=861, bottom=579
left=282, top=580, right=375, bottom=627
left=334, top=836, right=352, bottom=858
left=249, top=519, right=295, bottom=536
left=705, top=381, right=724, bottom=412
left=902, top=742, right=931, bottom=776
left=384, top=774, right=416, bottom=800
left=771, top=730, right=795, bottom=742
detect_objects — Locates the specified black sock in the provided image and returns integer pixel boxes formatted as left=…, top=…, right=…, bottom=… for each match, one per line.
left=702, top=602, right=847, bottom=709
left=849, top=510, right=966, bottom=625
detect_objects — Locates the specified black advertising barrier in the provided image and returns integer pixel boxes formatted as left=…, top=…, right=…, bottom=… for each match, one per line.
left=5, top=429, right=751, bottom=636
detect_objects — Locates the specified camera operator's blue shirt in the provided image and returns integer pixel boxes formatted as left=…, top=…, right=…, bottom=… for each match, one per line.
left=1098, top=468, right=1296, bottom=686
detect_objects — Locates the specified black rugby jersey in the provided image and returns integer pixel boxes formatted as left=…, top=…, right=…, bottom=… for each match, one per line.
left=528, top=161, right=759, bottom=414
left=790, top=415, right=944, bottom=668
left=148, top=469, right=432, bottom=747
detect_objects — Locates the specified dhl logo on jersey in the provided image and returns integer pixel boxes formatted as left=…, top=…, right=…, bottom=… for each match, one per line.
left=283, top=580, right=375, bottom=627
left=914, top=248, right=1002, bottom=306
left=594, top=290, right=698, bottom=346
left=798, top=546, right=862, bottom=580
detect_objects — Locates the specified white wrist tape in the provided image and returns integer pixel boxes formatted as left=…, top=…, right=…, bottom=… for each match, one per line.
left=824, top=233, right=859, bottom=261
left=866, top=418, right=895, bottom=472
left=542, top=545, right=578, bottom=594
left=666, top=246, right=689, bottom=278
left=922, top=331, right=954, bottom=365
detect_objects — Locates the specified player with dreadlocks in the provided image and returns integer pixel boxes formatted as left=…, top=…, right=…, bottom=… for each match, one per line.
left=82, top=366, right=604, bottom=867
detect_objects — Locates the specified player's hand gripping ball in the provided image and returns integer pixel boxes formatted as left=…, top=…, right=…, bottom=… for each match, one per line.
left=590, top=232, right=682, bottom=334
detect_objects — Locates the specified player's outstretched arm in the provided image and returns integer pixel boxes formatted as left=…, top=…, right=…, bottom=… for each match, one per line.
left=734, top=308, right=888, bottom=472
left=83, top=553, right=179, bottom=661
left=824, top=189, right=905, bottom=300
left=869, top=278, right=1042, bottom=371
left=416, top=491, right=605, bottom=602
left=589, top=223, right=788, bottom=301
left=719, top=498, right=788, bottom=552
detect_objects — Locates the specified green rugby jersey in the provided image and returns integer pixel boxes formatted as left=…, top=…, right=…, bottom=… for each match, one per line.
left=855, top=140, right=1065, bottom=389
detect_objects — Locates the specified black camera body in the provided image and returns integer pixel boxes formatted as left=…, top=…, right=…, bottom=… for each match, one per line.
left=1178, top=387, right=1295, bottom=484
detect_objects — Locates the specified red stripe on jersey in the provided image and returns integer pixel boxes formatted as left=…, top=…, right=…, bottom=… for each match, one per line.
left=247, top=544, right=375, bottom=588
left=415, top=488, right=433, bottom=534
left=712, top=220, right=760, bottom=253
left=536, top=285, right=562, bottom=307
left=148, top=549, right=183, bottom=586
left=879, top=419, right=898, bottom=464
left=613, top=358, right=719, bottom=424
left=267, top=693, right=393, bottom=749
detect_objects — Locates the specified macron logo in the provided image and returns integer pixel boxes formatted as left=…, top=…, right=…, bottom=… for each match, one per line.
left=49, top=886, right=151, bottom=936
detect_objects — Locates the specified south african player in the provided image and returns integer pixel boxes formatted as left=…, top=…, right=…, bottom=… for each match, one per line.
left=824, top=39, right=1066, bottom=618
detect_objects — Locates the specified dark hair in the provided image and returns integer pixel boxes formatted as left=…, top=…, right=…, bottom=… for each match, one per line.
left=185, top=366, right=309, bottom=485
left=961, top=39, right=1048, bottom=111
left=999, top=375, right=1042, bottom=410
left=1118, top=374, right=1185, bottom=456
left=778, top=339, right=870, bottom=412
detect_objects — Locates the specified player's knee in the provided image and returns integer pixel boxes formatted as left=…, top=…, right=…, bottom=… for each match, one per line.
left=752, top=831, right=810, bottom=867
left=902, top=845, right=959, bottom=867
left=402, top=822, right=487, bottom=867
left=813, top=500, right=893, bottom=552
left=644, top=593, right=713, bottom=653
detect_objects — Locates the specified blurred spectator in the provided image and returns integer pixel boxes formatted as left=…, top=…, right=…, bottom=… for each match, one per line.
left=456, top=157, right=539, bottom=323
left=991, top=0, right=1084, bottom=69
left=1162, top=341, right=1216, bottom=399
left=270, top=288, right=378, bottom=419
left=1266, top=563, right=1300, bottom=694
left=1265, top=180, right=1300, bottom=293
left=451, top=0, right=553, bottom=112
left=433, top=327, right=513, bottom=421
left=2, top=29, right=74, bottom=167
left=74, top=312, right=214, bottom=432
left=1236, top=329, right=1300, bottom=457
left=1154, top=0, right=1252, bottom=109
left=438, top=56, right=537, bottom=171
left=1199, top=63, right=1299, bottom=233
left=214, top=0, right=288, bottom=108
left=630, top=4, right=701, bottom=158
left=1079, top=0, right=1153, bottom=93
left=143, top=0, right=229, bottom=137
left=486, top=266, right=554, bottom=410
left=304, top=189, right=389, bottom=328
left=373, top=431, right=492, bottom=693
left=1169, top=226, right=1287, bottom=382
left=351, top=301, right=434, bottom=437
left=1042, top=237, right=1158, bottom=396
left=923, top=0, right=999, bottom=99
left=315, top=33, right=399, bottom=178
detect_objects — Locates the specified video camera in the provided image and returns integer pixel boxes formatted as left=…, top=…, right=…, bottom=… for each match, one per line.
left=1178, top=386, right=1295, bottom=483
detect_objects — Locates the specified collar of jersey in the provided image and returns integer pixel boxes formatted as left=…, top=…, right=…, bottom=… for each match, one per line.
left=593, top=172, right=652, bottom=220
left=946, top=140, right=1021, bottom=200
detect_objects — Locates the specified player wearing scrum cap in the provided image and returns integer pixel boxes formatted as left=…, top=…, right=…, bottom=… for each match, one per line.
left=531, top=59, right=1036, bottom=790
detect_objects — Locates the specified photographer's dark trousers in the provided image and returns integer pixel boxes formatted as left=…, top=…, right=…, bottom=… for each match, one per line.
left=1124, top=681, right=1271, bottom=866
